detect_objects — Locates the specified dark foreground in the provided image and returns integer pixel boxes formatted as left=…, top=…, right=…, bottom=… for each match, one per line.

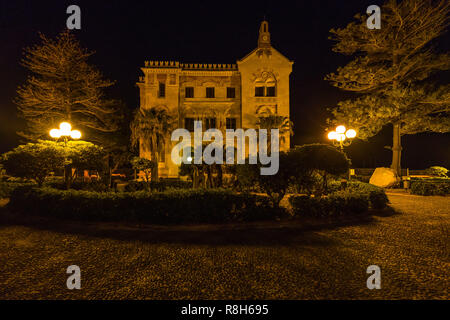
left=0, top=193, right=448, bottom=299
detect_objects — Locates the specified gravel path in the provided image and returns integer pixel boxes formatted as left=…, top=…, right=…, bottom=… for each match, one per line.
left=0, top=193, right=448, bottom=299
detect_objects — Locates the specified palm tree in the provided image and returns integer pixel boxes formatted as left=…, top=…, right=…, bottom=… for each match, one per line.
left=256, top=113, right=293, bottom=150
left=130, top=106, right=175, bottom=181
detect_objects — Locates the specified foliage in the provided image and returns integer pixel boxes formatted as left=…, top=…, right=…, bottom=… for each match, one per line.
left=1, top=140, right=107, bottom=188
left=410, top=179, right=450, bottom=195
left=236, top=152, right=293, bottom=207
left=8, top=186, right=278, bottom=224
left=130, top=157, right=155, bottom=188
left=289, top=144, right=350, bottom=194
left=1, top=141, right=66, bottom=186
left=130, top=106, right=176, bottom=181
left=326, top=0, right=450, bottom=175
left=256, top=112, right=293, bottom=149
left=329, top=180, right=389, bottom=209
left=425, top=166, right=448, bottom=177
left=124, top=179, right=191, bottom=192
left=289, top=191, right=370, bottom=218
left=0, top=182, right=36, bottom=198
left=15, top=30, right=123, bottom=142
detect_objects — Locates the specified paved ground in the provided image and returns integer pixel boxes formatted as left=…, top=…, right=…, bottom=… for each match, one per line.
left=0, top=194, right=448, bottom=299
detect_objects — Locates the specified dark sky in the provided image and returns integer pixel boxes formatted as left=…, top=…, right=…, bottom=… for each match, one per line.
left=0, top=0, right=449, bottom=169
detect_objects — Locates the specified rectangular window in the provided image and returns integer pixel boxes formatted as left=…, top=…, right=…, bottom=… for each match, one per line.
left=266, top=86, right=276, bottom=97
left=204, top=118, right=216, bottom=130
left=185, top=118, right=195, bottom=132
left=227, top=87, right=236, bottom=98
left=185, top=87, right=194, bottom=98
left=226, top=118, right=237, bottom=130
left=158, top=82, right=166, bottom=98
left=206, top=87, right=215, bottom=98
left=255, top=86, right=264, bottom=97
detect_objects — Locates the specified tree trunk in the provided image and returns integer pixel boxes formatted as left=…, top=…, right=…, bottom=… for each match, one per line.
left=390, top=123, right=402, bottom=177
left=151, top=153, right=159, bottom=182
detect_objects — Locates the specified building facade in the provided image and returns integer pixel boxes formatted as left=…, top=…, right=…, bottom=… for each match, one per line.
left=137, top=20, right=293, bottom=178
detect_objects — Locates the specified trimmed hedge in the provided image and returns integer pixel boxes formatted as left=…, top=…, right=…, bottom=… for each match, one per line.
left=329, top=180, right=389, bottom=209
left=124, top=179, right=192, bottom=192
left=410, top=179, right=450, bottom=196
left=0, top=182, right=35, bottom=198
left=8, top=186, right=278, bottom=224
left=289, top=191, right=369, bottom=218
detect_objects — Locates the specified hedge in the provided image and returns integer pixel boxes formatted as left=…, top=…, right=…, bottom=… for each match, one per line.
left=410, top=179, right=450, bottom=196
left=8, top=186, right=278, bottom=224
left=289, top=191, right=370, bottom=218
left=328, top=180, right=389, bottom=209
left=0, top=181, right=35, bottom=198
left=124, top=179, right=192, bottom=192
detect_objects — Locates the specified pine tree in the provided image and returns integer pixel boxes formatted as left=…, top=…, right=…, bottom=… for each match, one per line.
left=15, top=30, right=123, bottom=143
left=326, top=0, right=450, bottom=176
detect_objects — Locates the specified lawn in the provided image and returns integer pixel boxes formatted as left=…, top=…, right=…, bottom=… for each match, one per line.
left=0, top=193, right=448, bottom=299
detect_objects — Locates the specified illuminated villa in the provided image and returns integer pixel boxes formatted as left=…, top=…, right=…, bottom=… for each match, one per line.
left=137, top=20, right=293, bottom=178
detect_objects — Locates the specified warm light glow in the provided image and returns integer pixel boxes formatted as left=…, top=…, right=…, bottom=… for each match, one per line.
left=336, top=125, right=346, bottom=134
left=328, top=131, right=338, bottom=140
left=70, top=130, right=81, bottom=139
left=345, top=129, right=357, bottom=139
left=336, top=133, right=346, bottom=141
left=187, top=156, right=193, bottom=162
left=49, top=129, right=61, bottom=138
left=59, top=122, right=72, bottom=135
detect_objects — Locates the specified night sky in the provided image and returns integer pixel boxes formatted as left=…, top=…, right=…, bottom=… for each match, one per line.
left=1, top=0, right=449, bottom=168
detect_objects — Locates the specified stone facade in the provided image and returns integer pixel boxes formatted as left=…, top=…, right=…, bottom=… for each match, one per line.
left=137, top=21, right=293, bottom=178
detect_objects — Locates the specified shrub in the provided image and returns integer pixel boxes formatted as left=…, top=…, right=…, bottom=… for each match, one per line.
left=410, top=179, right=450, bottom=196
left=0, top=182, right=35, bottom=198
left=124, top=179, right=192, bottom=192
left=130, top=157, right=155, bottom=187
left=328, top=180, right=388, bottom=209
left=288, top=144, right=350, bottom=195
left=8, top=187, right=278, bottom=224
left=1, top=141, right=65, bottom=186
left=425, top=166, right=448, bottom=178
left=289, top=191, right=369, bottom=218
left=236, top=152, right=293, bottom=207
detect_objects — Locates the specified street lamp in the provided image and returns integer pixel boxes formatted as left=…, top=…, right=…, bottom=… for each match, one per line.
left=49, top=122, right=81, bottom=145
left=327, top=125, right=357, bottom=152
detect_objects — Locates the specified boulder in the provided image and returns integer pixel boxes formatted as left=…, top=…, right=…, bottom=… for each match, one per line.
left=369, top=167, right=399, bottom=188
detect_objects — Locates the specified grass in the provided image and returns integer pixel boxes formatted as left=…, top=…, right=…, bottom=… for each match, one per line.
left=0, top=193, right=448, bottom=299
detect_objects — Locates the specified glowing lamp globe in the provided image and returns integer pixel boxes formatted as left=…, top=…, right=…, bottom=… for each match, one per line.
left=49, top=129, right=61, bottom=138
left=70, top=130, right=81, bottom=139
left=345, top=129, right=357, bottom=139
left=337, top=134, right=346, bottom=141
left=336, top=125, right=346, bottom=134
left=59, top=122, right=72, bottom=135
left=327, top=131, right=338, bottom=140
left=186, top=156, right=193, bottom=163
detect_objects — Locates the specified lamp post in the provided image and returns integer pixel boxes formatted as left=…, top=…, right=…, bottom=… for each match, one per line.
left=49, top=122, right=81, bottom=145
left=327, top=125, right=357, bottom=152
left=328, top=125, right=357, bottom=180
left=49, top=122, right=81, bottom=188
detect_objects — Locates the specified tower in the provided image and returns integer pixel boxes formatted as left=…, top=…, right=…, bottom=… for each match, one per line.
left=237, top=20, right=294, bottom=151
